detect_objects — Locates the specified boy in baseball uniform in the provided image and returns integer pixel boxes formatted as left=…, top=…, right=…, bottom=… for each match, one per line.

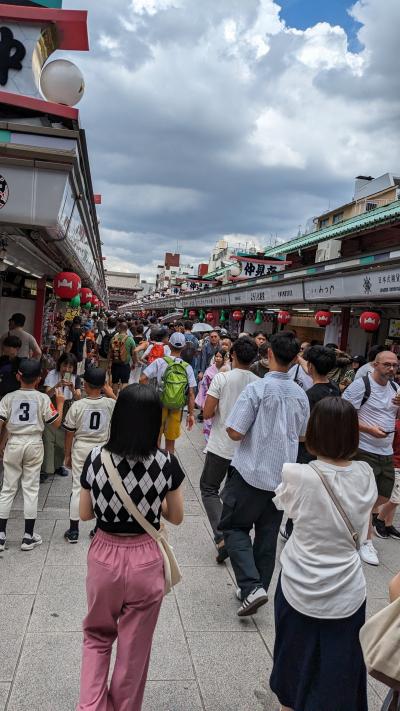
left=63, top=367, right=115, bottom=543
left=0, top=360, right=65, bottom=552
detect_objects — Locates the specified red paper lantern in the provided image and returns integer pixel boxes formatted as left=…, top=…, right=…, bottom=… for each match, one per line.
left=232, top=310, right=243, bottom=322
left=360, top=311, right=381, bottom=332
left=91, top=295, right=100, bottom=309
left=277, top=310, right=291, bottom=325
left=53, top=271, right=81, bottom=301
left=206, top=312, right=214, bottom=323
left=189, top=310, right=197, bottom=320
left=315, top=310, right=332, bottom=327
left=80, top=287, right=93, bottom=305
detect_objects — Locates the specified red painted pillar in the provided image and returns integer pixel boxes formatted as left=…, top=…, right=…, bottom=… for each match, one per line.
left=33, top=278, right=46, bottom=345
left=340, top=307, right=351, bottom=352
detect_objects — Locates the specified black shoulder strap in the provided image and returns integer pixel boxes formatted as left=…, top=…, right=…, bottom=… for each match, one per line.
left=361, top=375, right=371, bottom=407
left=361, top=374, right=397, bottom=407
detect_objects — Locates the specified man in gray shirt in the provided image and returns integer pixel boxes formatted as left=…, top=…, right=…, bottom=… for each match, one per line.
left=222, top=331, right=309, bottom=617
left=0, top=313, right=41, bottom=360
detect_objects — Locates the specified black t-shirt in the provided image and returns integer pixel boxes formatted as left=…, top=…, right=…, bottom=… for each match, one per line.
left=81, top=446, right=185, bottom=533
left=297, top=380, right=341, bottom=464
left=0, top=356, right=21, bottom=398
left=68, top=326, right=84, bottom=362
left=307, top=381, right=340, bottom=410
left=250, top=361, right=269, bottom=379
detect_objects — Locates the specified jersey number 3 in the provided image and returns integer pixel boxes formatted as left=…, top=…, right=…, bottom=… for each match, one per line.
left=19, top=403, right=30, bottom=422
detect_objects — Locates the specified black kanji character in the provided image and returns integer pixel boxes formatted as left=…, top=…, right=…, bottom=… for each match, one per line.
left=0, top=27, right=26, bottom=86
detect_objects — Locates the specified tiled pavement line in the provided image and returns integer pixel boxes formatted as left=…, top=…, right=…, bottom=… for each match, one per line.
left=3, top=519, right=57, bottom=711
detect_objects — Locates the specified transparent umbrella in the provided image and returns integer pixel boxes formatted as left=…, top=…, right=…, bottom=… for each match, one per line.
left=192, top=322, right=214, bottom=333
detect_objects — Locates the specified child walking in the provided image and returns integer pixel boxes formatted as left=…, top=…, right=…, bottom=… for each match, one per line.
left=63, top=368, right=115, bottom=543
left=0, top=360, right=64, bottom=552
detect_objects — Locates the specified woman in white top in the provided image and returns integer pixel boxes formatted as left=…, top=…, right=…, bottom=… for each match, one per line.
left=270, top=396, right=377, bottom=711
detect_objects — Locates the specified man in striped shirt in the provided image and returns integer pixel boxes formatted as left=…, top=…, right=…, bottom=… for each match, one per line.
left=222, top=331, right=309, bottom=617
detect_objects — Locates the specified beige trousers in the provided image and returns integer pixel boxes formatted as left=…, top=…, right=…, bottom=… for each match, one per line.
left=0, top=438, right=44, bottom=519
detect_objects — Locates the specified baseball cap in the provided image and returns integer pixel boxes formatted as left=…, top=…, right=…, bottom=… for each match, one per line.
left=84, top=367, right=106, bottom=387
left=169, top=332, right=186, bottom=349
left=18, top=359, right=41, bottom=380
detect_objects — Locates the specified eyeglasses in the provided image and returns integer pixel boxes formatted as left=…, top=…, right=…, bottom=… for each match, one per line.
left=379, top=362, right=397, bottom=368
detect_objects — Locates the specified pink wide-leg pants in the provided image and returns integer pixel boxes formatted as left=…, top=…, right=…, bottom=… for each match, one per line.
left=77, top=530, right=165, bottom=711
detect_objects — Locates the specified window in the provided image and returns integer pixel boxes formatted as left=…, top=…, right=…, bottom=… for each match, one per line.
left=319, top=217, right=329, bottom=229
left=332, top=212, right=344, bottom=224
left=366, top=201, right=378, bottom=212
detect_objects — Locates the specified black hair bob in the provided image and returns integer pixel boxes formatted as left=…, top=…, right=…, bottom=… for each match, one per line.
left=105, top=384, right=162, bottom=460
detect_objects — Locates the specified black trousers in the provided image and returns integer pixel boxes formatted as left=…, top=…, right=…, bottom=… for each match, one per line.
left=219, top=467, right=283, bottom=598
left=200, top=451, right=231, bottom=543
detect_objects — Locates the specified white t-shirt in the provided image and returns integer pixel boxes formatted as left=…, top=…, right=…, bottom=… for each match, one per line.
left=143, top=356, right=196, bottom=388
left=343, top=374, right=399, bottom=455
left=288, top=363, right=313, bottom=391
left=355, top=362, right=373, bottom=380
left=206, top=369, right=258, bottom=460
left=274, top=459, right=377, bottom=619
left=0, top=389, right=58, bottom=439
left=44, top=369, right=80, bottom=401
left=64, top=396, right=115, bottom=445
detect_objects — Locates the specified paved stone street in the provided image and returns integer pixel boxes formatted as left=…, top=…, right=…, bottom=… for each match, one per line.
left=0, top=424, right=398, bottom=711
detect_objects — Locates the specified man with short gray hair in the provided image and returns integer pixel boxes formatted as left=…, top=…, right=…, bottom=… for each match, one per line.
left=343, top=350, right=400, bottom=566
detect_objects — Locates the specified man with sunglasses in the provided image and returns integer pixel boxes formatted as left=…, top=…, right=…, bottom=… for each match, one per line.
left=343, top=350, right=400, bottom=565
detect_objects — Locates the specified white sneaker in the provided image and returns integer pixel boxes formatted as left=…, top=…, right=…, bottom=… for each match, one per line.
left=0, top=535, right=6, bottom=553
left=359, top=540, right=379, bottom=566
left=237, top=587, right=268, bottom=617
left=21, top=533, right=42, bottom=551
left=235, top=587, right=242, bottom=601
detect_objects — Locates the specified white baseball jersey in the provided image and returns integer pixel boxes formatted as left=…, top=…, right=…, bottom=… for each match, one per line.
left=63, top=396, right=115, bottom=445
left=0, top=389, right=58, bottom=440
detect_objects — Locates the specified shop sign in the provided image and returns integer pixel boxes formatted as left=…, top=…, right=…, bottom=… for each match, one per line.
left=231, top=282, right=303, bottom=305
left=0, top=27, right=26, bottom=86
left=305, top=267, right=400, bottom=302
left=235, top=259, right=285, bottom=280
left=200, top=292, right=230, bottom=307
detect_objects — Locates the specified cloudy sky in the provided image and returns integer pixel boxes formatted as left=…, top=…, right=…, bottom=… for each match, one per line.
left=62, top=0, right=400, bottom=281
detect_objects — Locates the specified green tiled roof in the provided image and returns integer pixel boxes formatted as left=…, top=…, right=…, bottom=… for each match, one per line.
left=264, top=199, right=400, bottom=257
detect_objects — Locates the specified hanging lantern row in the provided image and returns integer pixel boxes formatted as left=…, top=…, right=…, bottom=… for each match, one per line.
left=314, top=310, right=332, bottom=327
left=360, top=311, right=380, bottom=332
left=278, top=310, right=291, bottom=325
left=53, top=271, right=81, bottom=300
left=53, top=272, right=105, bottom=311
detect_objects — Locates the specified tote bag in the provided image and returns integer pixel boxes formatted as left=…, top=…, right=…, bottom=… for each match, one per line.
left=359, top=596, right=400, bottom=689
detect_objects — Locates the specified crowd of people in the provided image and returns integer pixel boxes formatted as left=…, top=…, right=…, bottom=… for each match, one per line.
left=0, top=309, right=399, bottom=711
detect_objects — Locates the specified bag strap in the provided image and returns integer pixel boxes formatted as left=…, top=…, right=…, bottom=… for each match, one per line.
left=361, top=374, right=371, bottom=407
left=100, top=449, right=162, bottom=542
left=308, top=462, right=360, bottom=550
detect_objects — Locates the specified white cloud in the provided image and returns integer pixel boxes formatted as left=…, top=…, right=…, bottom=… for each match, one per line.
left=62, top=0, right=400, bottom=279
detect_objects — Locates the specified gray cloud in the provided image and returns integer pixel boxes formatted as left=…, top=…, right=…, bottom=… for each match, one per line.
left=62, top=0, right=400, bottom=275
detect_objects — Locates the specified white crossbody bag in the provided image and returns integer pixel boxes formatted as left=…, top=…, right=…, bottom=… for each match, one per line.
left=101, top=449, right=182, bottom=595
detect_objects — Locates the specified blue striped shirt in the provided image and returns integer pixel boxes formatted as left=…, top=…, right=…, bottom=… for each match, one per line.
left=226, top=371, right=310, bottom=491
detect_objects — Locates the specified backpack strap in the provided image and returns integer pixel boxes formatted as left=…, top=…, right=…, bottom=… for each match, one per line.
left=361, top=374, right=397, bottom=407
left=361, top=374, right=371, bottom=407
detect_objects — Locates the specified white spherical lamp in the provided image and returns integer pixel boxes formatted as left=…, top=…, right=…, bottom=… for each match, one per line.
left=40, top=60, right=85, bottom=107
left=230, top=264, right=241, bottom=277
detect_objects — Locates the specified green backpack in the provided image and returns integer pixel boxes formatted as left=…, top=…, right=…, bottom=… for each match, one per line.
left=160, top=356, right=189, bottom=410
